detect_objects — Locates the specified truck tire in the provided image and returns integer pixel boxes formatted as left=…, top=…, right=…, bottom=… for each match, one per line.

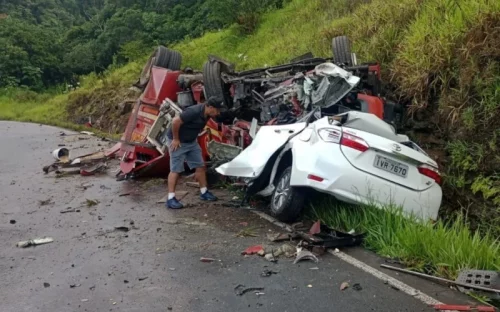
left=202, top=60, right=233, bottom=108
left=167, top=50, right=182, bottom=71
left=332, top=36, right=353, bottom=66
left=136, top=46, right=182, bottom=88
left=270, top=166, right=306, bottom=223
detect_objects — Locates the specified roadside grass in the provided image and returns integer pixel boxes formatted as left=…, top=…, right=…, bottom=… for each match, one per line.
left=310, top=197, right=500, bottom=280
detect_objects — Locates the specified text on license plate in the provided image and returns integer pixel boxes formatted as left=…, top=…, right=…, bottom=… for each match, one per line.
left=373, top=155, right=408, bottom=178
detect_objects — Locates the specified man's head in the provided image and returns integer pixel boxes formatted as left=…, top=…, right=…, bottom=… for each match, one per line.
left=205, top=96, right=223, bottom=118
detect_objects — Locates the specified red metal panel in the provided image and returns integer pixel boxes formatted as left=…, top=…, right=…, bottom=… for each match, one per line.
left=357, top=93, right=384, bottom=119
left=141, top=67, right=183, bottom=105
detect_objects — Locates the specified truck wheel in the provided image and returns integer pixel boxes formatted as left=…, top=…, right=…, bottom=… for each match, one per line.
left=167, top=50, right=182, bottom=71
left=202, top=60, right=233, bottom=108
left=137, top=46, right=182, bottom=88
left=332, top=36, right=353, bottom=66
left=270, top=166, right=306, bottom=223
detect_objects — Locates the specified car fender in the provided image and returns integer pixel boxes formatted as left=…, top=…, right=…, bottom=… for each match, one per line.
left=216, top=122, right=307, bottom=178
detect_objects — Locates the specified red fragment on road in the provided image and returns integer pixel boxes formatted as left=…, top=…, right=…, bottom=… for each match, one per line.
left=241, top=245, right=264, bottom=255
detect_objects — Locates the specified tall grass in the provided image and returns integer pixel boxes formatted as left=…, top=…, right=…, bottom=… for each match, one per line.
left=311, top=198, right=500, bottom=279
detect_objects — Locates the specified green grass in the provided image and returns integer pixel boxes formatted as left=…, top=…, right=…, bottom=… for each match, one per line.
left=311, top=198, right=500, bottom=280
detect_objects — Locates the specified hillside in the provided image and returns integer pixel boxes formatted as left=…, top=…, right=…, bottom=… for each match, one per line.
left=1, top=0, right=499, bottom=233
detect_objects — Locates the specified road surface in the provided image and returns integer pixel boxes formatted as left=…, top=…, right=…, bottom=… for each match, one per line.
left=0, top=122, right=471, bottom=312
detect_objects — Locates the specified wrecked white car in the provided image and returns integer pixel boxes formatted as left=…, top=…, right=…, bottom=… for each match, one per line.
left=216, top=111, right=443, bottom=222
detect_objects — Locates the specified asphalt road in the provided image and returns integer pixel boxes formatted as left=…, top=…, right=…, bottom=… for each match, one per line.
left=0, top=122, right=466, bottom=312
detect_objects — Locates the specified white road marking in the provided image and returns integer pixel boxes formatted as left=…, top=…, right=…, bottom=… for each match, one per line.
left=252, top=210, right=456, bottom=312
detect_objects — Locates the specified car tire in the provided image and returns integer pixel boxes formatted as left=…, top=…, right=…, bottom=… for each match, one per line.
left=202, top=60, right=233, bottom=108
left=332, top=36, right=353, bottom=66
left=270, top=166, right=306, bottom=223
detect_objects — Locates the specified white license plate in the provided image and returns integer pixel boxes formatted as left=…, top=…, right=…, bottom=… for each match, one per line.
left=373, top=155, right=408, bottom=178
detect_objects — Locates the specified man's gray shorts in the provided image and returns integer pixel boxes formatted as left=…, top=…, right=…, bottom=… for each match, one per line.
left=166, top=138, right=204, bottom=173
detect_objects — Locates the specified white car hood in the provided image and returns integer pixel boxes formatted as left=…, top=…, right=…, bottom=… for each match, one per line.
left=216, top=122, right=307, bottom=178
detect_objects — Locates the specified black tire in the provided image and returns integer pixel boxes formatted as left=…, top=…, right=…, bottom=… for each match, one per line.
left=136, top=46, right=182, bottom=88
left=202, top=60, right=233, bottom=108
left=332, top=36, right=352, bottom=66
left=167, top=50, right=182, bottom=71
left=270, top=166, right=306, bottom=223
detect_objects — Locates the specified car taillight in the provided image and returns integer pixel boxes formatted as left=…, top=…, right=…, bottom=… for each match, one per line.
left=340, top=133, right=369, bottom=152
left=418, top=164, right=442, bottom=185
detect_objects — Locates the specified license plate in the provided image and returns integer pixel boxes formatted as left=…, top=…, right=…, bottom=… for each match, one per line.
left=373, top=155, right=408, bottom=178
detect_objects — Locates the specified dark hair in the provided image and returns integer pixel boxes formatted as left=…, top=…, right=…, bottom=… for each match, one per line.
left=206, top=96, right=223, bottom=108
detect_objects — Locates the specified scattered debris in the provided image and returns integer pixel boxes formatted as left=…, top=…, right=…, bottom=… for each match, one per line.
left=157, top=191, right=189, bottom=203
left=138, top=277, right=148, bottom=281
left=353, top=283, right=362, bottom=291
left=16, top=237, right=54, bottom=248
left=124, top=280, right=129, bottom=284
left=119, top=193, right=131, bottom=197
left=52, top=147, right=70, bottom=162
left=261, top=269, right=278, bottom=277
left=114, top=226, right=130, bottom=232
left=235, top=227, right=258, bottom=238
left=266, top=232, right=299, bottom=242
left=70, top=284, right=81, bottom=288
left=80, top=131, right=95, bottom=136
left=433, top=305, right=495, bottom=312
left=380, top=264, right=500, bottom=294
left=43, top=282, right=50, bottom=288
left=309, top=267, right=319, bottom=270
left=81, top=299, right=89, bottom=302
left=340, top=282, right=349, bottom=291
left=89, top=285, right=95, bottom=290
left=234, top=284, right=265, bottom=296
left=241, top=245, right=264, bottom=256
left=293, top=248, right=319, bottom=264
left=60, top=208, right=77, bottom=214
left=185, top=182, right=200, bottom=188
left=200, top=257, right=215, bottom=263
left=264, top=253, right=277, bottom=262
left=80, top=162, right=107, bottom=176
left=307, top=284, right=313, bottom=288
left=9, top=220, right=16, bottom=224
left=255, top=292, right=265, bottom=296
left=39, top=199, right=52, bottom=206
left=100, top=185, right=111, bottom=190
left=168, top=268, right=176, bottom=271
left=86, top=199, right=99, bottom=207
left=309, top=220, right=321, bottom=235
left=239, top=222, right=248, bottom=227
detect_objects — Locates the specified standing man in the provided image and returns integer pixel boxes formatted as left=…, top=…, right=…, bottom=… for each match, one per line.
left=164, top=96, right=222, bottom=209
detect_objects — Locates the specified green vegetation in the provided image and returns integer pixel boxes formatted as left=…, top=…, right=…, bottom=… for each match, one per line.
left=0, top=0, right=285, bottom=90
left=311, top=199, right=500, bottom=279
left=1, top=0, right=500, bottom=282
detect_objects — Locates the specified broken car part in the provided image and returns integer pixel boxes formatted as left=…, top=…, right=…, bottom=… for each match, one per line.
left=293, top=248, right=319, bottom=264
left=234, top=284, right=264, bottom=296
left=17, top=237, right=54, bottom=248
left=381, top=264, right=500, bottom=294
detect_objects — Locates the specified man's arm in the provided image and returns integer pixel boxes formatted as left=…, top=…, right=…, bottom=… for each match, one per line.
left=171, top=116, right=183, bottom=141
left=172, top=107, right=196, bottom=141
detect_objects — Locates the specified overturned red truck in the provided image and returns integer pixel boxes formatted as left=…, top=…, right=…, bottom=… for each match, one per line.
left=107, top=36, right=404, bottom=180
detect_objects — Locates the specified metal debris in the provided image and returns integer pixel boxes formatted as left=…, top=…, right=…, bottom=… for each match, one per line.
left=261, top=269, right=278, bottom=277
left=234, top=284, right=264, bottom=296
left=293, top=248, right=319, bottom=264
left=200, top=257, right=215, bottom=263
left=114, top=226, right=130, bottom=232
left=17, top=237, right=54, bottom=248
